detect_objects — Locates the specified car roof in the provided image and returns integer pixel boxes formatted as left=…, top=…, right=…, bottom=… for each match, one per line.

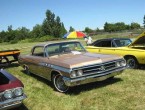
left=96, top=38, right=131, bottom=41
left=34, top=40, right=80, bottom=47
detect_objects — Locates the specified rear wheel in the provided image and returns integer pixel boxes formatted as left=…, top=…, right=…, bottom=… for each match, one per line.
left=24, top=65, right=30, bottom=74
left=125, top=57, right=138, bottom=69
left=52, top=74, right=69, bottom=93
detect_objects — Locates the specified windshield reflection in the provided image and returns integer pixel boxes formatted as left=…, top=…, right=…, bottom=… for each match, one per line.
left=46, top=42, right=86, bottom=56
left=114, top=39, right=132, bottom=47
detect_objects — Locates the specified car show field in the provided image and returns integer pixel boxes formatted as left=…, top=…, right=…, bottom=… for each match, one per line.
left=1, top=36, right=145, bottom=110
left=1, top=1, right=145, bottom=109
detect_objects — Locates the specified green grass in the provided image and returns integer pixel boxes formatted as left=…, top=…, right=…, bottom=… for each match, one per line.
left=1, top=33, right=145, bottom=110
left=5, top=66, right=145, bottom=110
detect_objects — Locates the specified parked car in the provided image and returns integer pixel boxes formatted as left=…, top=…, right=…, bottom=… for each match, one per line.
left=18, top=41, right=126, bottom=93
left=86, top=32, right=145, bottom=69
left=91, top=38, right=132, bottom=47
left=0, top=69, right=27, bottom=110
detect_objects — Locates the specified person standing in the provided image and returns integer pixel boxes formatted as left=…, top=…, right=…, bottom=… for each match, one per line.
left=87, top=36, right=93, bottom=45
left=84, top=36, right=93, bottom=46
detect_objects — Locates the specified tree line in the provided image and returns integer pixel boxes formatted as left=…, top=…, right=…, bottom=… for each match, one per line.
left=0, top=10, right=67, bottom=43
left=0, top=9, right=145, bottom=43
left=104, top=22, right=141, bottom=32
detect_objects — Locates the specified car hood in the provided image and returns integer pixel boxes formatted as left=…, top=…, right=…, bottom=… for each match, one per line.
left=129, top=31, right=145, bottom=46
left=0, top=69, right=23, bottom=92
left=48, top=52, right=122, bottom=68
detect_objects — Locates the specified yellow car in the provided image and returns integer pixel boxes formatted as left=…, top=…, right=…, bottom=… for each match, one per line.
left=86, top=32, right=145, bottom=69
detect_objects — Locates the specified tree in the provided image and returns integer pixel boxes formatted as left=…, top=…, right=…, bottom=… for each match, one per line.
left=69, top=26, right=75, bottom=32
left=130, top=22, right=140, bottom=29
left=115, top=22, right=126, bottom=31
left=0, top=31, right=6, bottom=42
left=7, top=25, right=13, bottom=32
left=41, top=10, right=54, bottom=36
left=41, top=10, right=67, bottom=38
left=95, top=27, right=100, bottom=32
left=84, top=27, right=93, bottom=33
left=31, top=24, right=42, bottom=38
left=104, top=22, right=109, bottom=32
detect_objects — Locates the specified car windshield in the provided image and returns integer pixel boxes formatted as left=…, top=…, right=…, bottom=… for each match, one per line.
left=46, top=42, right=86, bottom=56
left=114, top=39, right=132, bottom=47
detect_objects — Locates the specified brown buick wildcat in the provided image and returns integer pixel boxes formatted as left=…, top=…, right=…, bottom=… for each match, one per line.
left=18, top=41, right=126, bottom=92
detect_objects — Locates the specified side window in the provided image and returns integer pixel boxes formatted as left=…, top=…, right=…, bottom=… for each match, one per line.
left=32, top=47, right=44, bottom=57
left=47, top=45, right=60, bottom=56
left=94, top=40, right=112, bottom=47
left=94, top=41, right=103, bottom=47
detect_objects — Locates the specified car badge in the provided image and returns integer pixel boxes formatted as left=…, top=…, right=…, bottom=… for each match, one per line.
left=100, top=66, right=105, bottom=71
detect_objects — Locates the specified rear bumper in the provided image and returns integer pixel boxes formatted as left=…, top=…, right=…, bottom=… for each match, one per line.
left=0, top=94, right=27, bottom=110
left=63, top=67, right=125, bottom=87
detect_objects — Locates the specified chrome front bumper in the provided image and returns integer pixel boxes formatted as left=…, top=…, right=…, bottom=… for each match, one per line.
left=0, top=94, right=27, bottom=110
left=63, top=67, right=125, bottom=87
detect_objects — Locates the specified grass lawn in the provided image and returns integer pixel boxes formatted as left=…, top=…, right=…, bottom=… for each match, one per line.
left=1, top=33, right=145, bottom=110
left=6, top=65, right=145, bottom=110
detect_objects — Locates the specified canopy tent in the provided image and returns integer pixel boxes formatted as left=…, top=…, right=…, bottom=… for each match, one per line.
left=63, top=31, right=86, bottom=39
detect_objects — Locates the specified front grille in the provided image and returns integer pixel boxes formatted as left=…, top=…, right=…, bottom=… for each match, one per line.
left=104, top=62, right=116, bottom=70
left=83, top=62, right=116, bottom=75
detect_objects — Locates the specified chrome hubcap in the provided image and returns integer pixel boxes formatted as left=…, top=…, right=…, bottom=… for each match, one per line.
left=55, top=75, right=68, bottom=92
left=127, top=58, right=135, bottom=68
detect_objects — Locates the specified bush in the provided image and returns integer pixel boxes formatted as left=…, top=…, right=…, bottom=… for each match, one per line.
left=10, top=40, right=18, bottom=44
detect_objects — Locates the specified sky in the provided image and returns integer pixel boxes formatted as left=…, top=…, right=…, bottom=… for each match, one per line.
left=0, top=0, right=145, bottom=31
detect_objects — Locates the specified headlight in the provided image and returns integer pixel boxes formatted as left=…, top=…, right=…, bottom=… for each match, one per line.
left=116, top=62, right=121, bottom=67
left=14, top=88, right=23, bottom=96
left=70, top=70, right=83, bottom=78
left=70, top=71, right=76, bottom=78
left=4, top=90, right=13, bottom=99
left=120, top=60, right=126, bottom=66
left=116, top=60, right=126, bottom=67
left=77, top=70, right=83, bottom=76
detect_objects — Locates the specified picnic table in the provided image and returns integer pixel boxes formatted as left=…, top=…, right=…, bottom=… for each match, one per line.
left=0, top=49, right=20, bottom=66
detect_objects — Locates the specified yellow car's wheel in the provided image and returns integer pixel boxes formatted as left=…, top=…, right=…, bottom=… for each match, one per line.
left=125, top=57, right=138, bottom=69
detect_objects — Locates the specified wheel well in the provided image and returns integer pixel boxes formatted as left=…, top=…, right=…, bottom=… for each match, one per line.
left=51, top=71, right=60, bottom=81
left=124, top=55, right=138, bottom=63
left=23, top=64, right=28, bottom=69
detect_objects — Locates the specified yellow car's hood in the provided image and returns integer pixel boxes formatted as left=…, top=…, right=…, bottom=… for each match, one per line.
left=129, top=31, right=145, bottom=46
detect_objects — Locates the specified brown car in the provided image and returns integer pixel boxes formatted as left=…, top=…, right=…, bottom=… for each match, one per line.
left=18, top=41, right=126, bottom=92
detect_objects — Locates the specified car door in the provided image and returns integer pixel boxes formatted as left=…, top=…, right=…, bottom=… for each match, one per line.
left=93, top=40, right=116, bottom=54
left=30, top=46, right=48, bottom=76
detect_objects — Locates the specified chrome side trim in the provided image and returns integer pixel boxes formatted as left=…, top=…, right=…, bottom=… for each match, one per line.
left=38, top=62, right=71, bottom=73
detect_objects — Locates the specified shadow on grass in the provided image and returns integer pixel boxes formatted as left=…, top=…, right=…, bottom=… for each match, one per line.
left=0, top=63, right=20, bottom=69
left=10, top=104, right=28, bottom=110
left=67, top=77, right=122, bottom=95
left=139, top=65, right=145, bottom=70
left=21, top=70, right=54, bottom=89
left=21, top=69, right=122, bottom=95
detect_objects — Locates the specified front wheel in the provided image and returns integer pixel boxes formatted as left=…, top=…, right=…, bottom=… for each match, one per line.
left=125, top=57, right=138, bottom=69
left=52, top=74, right=69, bottom=93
